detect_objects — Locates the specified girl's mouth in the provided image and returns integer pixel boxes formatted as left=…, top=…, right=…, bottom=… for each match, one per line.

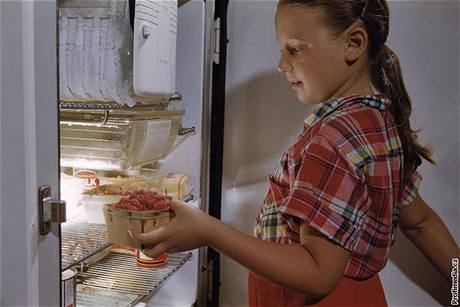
left=290, top=80, right=303, bottom=89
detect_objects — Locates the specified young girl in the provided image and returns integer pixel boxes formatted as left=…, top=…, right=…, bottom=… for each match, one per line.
left=131, top=0, right=460, bottom=305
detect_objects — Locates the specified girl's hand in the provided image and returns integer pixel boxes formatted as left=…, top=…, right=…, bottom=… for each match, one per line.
left=129, top=199, right=214, bottom=258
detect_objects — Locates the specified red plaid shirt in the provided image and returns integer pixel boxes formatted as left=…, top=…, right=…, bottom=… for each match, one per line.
left=254, top=95, right=423, bottom=279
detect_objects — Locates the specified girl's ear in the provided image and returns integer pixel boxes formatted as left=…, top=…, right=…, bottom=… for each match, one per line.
left=344, top=23, right=368, bottom=66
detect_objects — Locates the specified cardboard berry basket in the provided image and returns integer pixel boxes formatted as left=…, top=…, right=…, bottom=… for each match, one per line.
left=103, top=205, right=173, bottom=249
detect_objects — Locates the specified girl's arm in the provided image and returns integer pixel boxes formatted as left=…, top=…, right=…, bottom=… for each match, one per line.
left=131, top=199, right=350, bottom=296
left=399, top=193, right=460, bottom=280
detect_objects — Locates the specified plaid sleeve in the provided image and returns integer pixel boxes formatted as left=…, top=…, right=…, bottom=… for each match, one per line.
left=399, top=170, right=423, bottom=207
left=278, top=135, right=368, bottom=251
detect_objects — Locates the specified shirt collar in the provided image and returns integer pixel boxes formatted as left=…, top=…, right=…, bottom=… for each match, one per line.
left=303, top=95, right=391, bottom=130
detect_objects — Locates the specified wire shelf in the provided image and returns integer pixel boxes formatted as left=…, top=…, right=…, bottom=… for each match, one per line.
left=62, top=221, right=193, bottom=305
left=76, top=285, right=140, bottom=307
left=61, top=221, right=111, bottom=271
left=77, top=252, right=192, bottom=305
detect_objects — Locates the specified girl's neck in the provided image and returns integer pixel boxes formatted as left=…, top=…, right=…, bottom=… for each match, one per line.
left=327, top=67, right=376, bottom=101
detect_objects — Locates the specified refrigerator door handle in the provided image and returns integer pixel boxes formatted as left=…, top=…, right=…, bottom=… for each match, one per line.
left=38, top=185, right=66, bottom=235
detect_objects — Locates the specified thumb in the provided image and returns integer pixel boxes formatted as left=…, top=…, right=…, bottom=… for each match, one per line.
left=142, top=243, right=170, bottom=258
left=169, top=198, right=185, bottom=211
left=129, top=227, right=167, bottom=246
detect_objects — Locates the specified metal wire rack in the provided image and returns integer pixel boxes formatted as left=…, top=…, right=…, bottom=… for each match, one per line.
left=60, top=102, right=127, bottom=110
left=77, top=252, right=192, bottom=306
left=61, top=221, right=111, bottom=271
left=61, top=215, right=193, bottom=305
left=76, top=284, right=140, bottom=307
left=79, top=252, right=192, bottom=296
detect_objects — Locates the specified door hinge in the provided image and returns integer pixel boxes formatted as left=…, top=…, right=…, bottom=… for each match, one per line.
left=213, top=18, right=221, bottom=64
left=38, top=185, right=66, bottom=235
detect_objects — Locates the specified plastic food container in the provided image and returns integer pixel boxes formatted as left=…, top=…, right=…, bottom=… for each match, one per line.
left=79, top=195, right=124, bottom=224
left=103, top=205, right=172, bottom=249
left=59, top=100, right=196, bottom=171
left=80, top=181, right=161, bottom=224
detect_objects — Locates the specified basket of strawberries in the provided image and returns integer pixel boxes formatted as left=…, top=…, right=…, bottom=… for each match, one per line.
left=103, top=190, right=173, bottom=249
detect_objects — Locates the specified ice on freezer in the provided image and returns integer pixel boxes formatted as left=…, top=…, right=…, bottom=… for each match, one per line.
left=58, top=0, right=178, bottom=106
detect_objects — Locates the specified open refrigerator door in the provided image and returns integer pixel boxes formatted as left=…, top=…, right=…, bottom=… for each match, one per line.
left=57, top=0, right=213, bottom=306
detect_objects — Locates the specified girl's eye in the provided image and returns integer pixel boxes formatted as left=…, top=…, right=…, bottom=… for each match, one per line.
left=279, top=46, right=303, bottom=55
left=287, top=46, right=302, bottom=55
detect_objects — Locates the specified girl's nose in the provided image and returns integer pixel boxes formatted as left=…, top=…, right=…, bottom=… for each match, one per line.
left=277, top=54, right=293, bottom=73
left=277, top=64, right=293, bottom=73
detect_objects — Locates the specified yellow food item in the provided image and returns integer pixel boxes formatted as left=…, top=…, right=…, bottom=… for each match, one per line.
left=83, top=182, right=159, bottom=195
left=161, top=174, right=192, bottom=199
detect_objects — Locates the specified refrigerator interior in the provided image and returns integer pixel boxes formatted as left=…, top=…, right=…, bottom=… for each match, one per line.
left=58, top=1, right=207, bottom=306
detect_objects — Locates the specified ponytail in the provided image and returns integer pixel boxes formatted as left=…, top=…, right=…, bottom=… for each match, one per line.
left=371, top=45, right=437, bottom=185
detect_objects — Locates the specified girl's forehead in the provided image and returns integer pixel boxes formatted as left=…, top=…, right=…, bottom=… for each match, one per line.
left=275, top=6, right=324, bottom=42
left=275, top=4, right=322, bottom=25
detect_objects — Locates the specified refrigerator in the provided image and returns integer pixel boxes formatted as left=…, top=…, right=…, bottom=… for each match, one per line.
left=0, top=0, right=229, bottom=306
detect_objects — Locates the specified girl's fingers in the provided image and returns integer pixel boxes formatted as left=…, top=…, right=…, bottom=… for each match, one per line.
left=129, top=227, right=167, bottom=245
left=142, top=243, right=169, bottom=258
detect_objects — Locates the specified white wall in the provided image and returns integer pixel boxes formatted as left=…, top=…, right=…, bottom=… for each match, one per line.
left=381, top=2, right=459, bottom=306
left=221, top=1, right=459, bottom=306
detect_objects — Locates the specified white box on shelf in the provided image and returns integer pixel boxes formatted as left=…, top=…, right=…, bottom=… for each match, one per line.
left=133, top=0, right=177, bottom=96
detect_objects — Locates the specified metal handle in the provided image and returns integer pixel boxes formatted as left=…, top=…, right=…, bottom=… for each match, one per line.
left=167, top=126, right=197, bottom=155
left=178, top=126, right=196, bottom=136
left=45, top=198, right=66, bottom=223
left=38, top=186, right=66, bottom=235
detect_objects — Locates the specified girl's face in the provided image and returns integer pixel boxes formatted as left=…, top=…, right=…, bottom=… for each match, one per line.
left=275, top=5, right=356, bottom=105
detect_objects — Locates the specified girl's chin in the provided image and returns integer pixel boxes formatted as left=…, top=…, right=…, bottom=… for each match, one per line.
left=296, top=93, right=322, bottom=105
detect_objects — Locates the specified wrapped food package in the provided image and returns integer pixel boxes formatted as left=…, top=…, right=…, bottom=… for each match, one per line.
left=97, top=169, right=193, bottom=200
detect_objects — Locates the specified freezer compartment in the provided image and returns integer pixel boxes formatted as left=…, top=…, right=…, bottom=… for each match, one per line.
left=58, top=0, right=177, bottom=106
left=59, top=101, right=195, bottom=171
